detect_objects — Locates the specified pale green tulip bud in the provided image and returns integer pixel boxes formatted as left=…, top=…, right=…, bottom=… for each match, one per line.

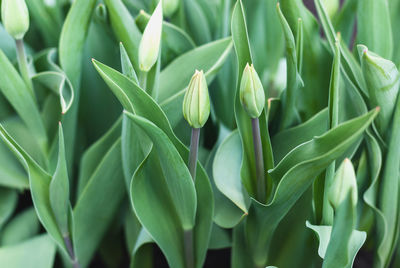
left=182, top=70, right=210, bottom=128
left=358, top=45, right=400, bottom=136
left=322, top=0, right=339, bottom=18
left=1, top=0, right=30, bottom=40
left=163, top=0, right=179, bottom=17
left=329, top=159, right=358, bottom=210
left=138, top=2, right=163, bottom=72
left=240, top=63, right=265, bottom=118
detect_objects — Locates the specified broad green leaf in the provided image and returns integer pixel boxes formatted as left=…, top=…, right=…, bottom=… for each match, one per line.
left=130, top=228, right=153, bottom=268
left=306, top=222, right=366, bottom=266
left=26, top=0, right=61, bottom=46
left=158, top=37, right=233, bottom=103
left=245, top=108, right=378, bottom=267
left=0, top=208, right=40, bottom=246
left=272, top=108, right=328, bottom=163
left=0, top=141, right=27, bottom=189
left=77, top=118, right=121, bottom=196
left=73, top=138, right=125, bottom=267
left=232, top=222, right=254, bottom=268
left=208, top=224, right=231, bottom=249
left=206, top=137, right=245, bottom=229
left=213, top=130, right=250, bottom=214
left=377, top=85, right=400, bottom=267
left=127, top=113, right=197, bottom=229
left=104, top=0, right=142, bottom=71
left=277, top=3, right=303, bottom=129
left=93, top=59, right=213, bottom=268
left=0, top=188, right=17, bottom=230
left=332, top=0, right=357, bottom=45
left=182, top=0, right=212, bottom=45
left=323, top=192, right=365, bottom=268
left=357, top=0, right=393, bottom=60
left=0, top=235, right=56, bottom=268
left=314, top=0, right=368, bottom=97
left=59, top=0, right=97, bottom=169
left=0, top=50, right=47, bottom=151
left=0, top=125, right=67, bottom=254
left=49, top=124, right=70, bottom=235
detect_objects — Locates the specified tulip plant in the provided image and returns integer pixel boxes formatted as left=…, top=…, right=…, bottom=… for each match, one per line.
left=0, top=0, right=399, bottom=267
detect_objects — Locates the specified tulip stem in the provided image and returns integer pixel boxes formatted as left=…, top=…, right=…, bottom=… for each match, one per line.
left=15, top=39, right=33, bottom=95
left=63, top=233, right=80, bottom=268
left=188, top=127, right=200, bottom=181
left=251, top=117, right=266, bottom=203
left=184, top=229, right=195, bottom=268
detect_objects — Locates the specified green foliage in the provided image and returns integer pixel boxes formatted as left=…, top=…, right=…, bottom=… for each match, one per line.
left=0, top=0, right=400, bottom=267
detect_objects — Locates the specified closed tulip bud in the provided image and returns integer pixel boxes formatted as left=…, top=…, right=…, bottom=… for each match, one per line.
left=163, top=0, right=179, bottom=17
left=240, top=63, right=265, bottom=118
left=138, top=2, right=163, bottom=72
left=1, top=0, right=30, bottom=40
left=328, top=159, right=358, bottom=210
left=182, top=70, right=210, bottom=128
left=358, top=45, right=400, bottom=136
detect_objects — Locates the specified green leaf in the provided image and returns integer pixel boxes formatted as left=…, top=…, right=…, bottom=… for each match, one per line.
left=213, top=130, right=250, bottom=214
left=0, top=208, right=40, bottom=246
left=0, top=141, right=27, bottom=189
left=0, top=50, right=47, bottom=151
left=306, top=222, right=366, bottom=267
left=245, top=108, right=378, bottom=267
left=127, top=114, right=197, bottom=230
left=104, top=0, right=142, bottom=71
left=0, top=188, right=17, bottom=230
left=77, top=118, right=122, bottom=196
left=158, top=37, right=233, bottom=103
left=130, top=228, right=153, bottom=268
left=357, top=0, right=393, bottom=60
left=59, top=0, right=97, bottom=169
left=93, top=59, right=213, bottom=268
left=49, top=123, right=71, bottom=235
left=272, top=108, right=328, bottom=163
left=377, top=82, right=400, bottom=267
left=182, top=0, right=212, bottom=45
left=0, top=125, right=67, bottom=254
left=0, top=235, right=56, bottom=268
left=73, top=138, right=125, bottom=267
left=277, top=3, right=303, bottom=129
left=120, top=43, right=139, bottom=83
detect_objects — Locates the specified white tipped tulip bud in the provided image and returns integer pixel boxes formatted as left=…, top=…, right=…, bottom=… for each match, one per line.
left=1, top=0, right=30, bottom=40
left=163, top=0, right=179, bottom=17
left=328, top=159, right=358, bottom=210
left=240, top=63, right=266, bottom=118
left=182, top=70, right=210, bottom=128
left=138, top=2, right=163, bottom=72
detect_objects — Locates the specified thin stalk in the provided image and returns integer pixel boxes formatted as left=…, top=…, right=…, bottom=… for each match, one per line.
left=184, top=229, right=195, bottom=268
left=188, top=128, right=200, bottom=181
left=251, top=118, right=266, bottom=203
left=63, top=233, right=80, bottom=268
left=15, top=39, right=33, bottom=95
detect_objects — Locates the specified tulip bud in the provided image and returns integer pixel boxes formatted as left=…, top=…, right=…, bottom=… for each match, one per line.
left=328, top=159, right=358, bottom=210
left=1, top=0, right=30, bottom=40
left=182, top=70, right=210, bottom=128
left=138, top=2, right=163, bottom=72
left=240, top=63, right=265, bottom=118
left=163, top=0, right=179, bottom=17
left=358, top=45, right=400, bottom=136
